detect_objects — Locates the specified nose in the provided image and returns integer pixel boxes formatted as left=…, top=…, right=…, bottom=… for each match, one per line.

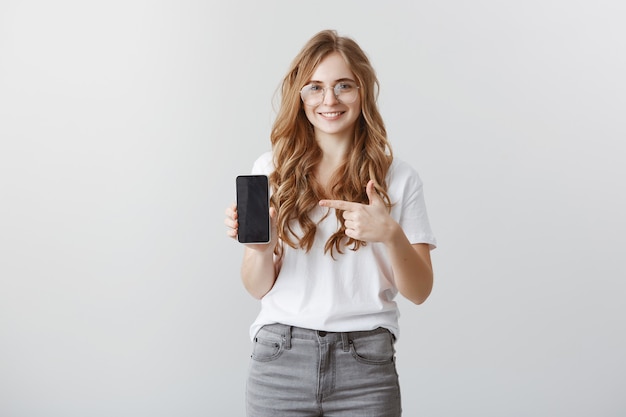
left=322, top=87, right=339, bottom=105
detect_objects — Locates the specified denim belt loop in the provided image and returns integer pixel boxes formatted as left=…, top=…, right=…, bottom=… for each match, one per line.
left=283, top=326, right=292, bottom=350
left=341, top=332, right=350, bottom=352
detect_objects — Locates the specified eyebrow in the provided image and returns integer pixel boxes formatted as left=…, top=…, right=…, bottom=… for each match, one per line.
left=307, top=77, right=356, bottom=84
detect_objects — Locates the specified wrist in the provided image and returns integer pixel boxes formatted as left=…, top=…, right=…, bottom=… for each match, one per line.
left=382, top=220, right=405, bottom=247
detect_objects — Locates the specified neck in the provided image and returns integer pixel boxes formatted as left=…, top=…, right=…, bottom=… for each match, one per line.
left=315, top=130, right=352, bottom=167
left=314, top=131, right=352, bottom=190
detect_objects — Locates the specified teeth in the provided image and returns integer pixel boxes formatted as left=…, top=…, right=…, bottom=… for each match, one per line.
left=321, top=112, right=342, bottom=117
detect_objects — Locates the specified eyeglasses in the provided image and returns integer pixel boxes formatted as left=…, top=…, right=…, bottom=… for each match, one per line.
left=300, top=81, right=360, bottom=106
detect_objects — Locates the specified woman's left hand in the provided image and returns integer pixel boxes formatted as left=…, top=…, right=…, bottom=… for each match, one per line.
left=319, top=180, right=398, bottom=244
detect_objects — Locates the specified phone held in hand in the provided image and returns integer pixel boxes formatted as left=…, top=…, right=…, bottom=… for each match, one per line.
left=236, top=175, right=271, bottom=244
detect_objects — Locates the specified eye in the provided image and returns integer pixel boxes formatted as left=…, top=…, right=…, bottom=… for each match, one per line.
left=336, top=82, right=354, bottom=91
left=305, top=84, right=321, bottom=92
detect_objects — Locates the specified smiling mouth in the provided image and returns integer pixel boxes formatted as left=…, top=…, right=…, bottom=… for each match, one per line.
left=319, top=111, right=344, bottom=117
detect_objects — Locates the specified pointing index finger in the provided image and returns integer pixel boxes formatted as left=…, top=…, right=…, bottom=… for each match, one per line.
left=319, top=199, right=359, bottom=211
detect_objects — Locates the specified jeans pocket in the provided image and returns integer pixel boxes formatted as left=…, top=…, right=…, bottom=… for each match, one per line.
left=251, top=334, right=284, bottom=362
left=350, top=330, right=395, bottom=365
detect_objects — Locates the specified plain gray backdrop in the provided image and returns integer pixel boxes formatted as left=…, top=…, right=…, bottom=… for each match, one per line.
left=1, top=0, right=625, bottom=416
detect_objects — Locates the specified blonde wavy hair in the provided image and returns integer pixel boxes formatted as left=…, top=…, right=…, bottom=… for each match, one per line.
left=270, top=29, right=393, bottom=258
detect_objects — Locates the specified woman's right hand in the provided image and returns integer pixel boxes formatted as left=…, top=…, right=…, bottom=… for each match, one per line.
left=225, top=202, right=280, bottom=298
left=224, top=202, right=240, bottom=240
left=224, top=202, right=278, bottom=254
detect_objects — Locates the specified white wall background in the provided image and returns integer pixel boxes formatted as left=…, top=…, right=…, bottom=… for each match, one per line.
left=1, top=1, right=625, bottom=416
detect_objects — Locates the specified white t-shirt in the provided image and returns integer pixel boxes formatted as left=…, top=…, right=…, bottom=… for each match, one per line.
left=249, top=151, right=436, bottom=340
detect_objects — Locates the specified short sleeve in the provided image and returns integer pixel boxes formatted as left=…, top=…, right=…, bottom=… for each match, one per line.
left=388, top=160, right=437, bottom=250
left=251, top=151, right=274, bottom=176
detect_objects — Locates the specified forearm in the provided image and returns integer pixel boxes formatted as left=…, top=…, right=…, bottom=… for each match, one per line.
left=384, top=223, right=433, bottom=305
left=241, top=247, right=278, bottom=299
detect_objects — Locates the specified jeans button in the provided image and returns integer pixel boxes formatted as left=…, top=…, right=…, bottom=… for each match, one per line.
left=318, top=331, right=327, bottom=337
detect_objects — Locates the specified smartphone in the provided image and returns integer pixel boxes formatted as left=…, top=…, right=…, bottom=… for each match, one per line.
left=236, top=175, right=270, bottom=244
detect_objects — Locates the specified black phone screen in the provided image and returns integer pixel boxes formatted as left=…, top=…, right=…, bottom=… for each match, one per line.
left=236, top=175, right=270, bottom=244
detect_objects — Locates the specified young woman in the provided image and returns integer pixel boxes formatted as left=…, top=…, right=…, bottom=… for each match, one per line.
left=225, top=29, right=436, bottom=416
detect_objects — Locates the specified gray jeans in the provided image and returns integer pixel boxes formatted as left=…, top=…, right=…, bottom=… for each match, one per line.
left=246, top=323, right=402, bottom=416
